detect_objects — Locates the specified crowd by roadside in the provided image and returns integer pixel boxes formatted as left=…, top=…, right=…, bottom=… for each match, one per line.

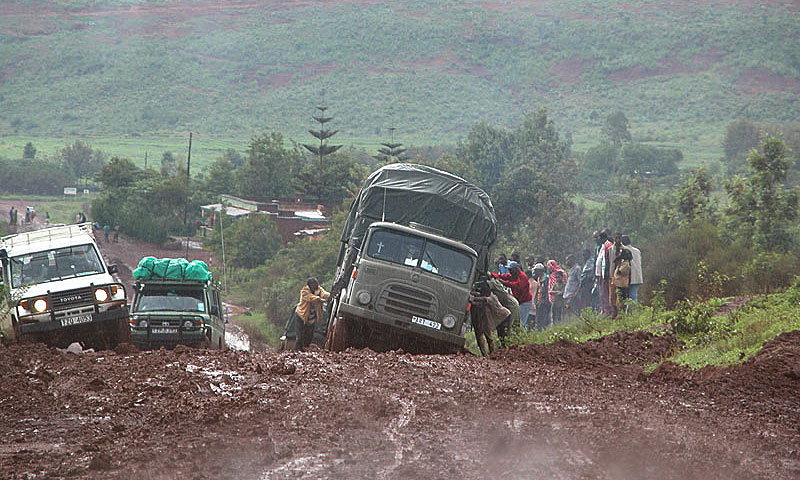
left=473, top=228, right=644, bottom=348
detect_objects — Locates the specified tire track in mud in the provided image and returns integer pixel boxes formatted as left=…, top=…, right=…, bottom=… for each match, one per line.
left=378, top=395, right=417, bottom=479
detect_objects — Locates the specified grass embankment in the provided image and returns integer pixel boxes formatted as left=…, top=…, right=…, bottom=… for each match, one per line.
left=503, top=278, right=800, bottom=369
left=231, top=311, right=284, bottom=348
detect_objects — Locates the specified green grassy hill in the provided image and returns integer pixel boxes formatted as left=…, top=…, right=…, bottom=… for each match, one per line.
left=1, top=0, right=797, bottom=162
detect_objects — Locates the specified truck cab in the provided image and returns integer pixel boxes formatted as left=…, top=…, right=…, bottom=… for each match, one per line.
left=0, top=223, right=129, bottom=347
left=331, top=222, right=477, bottom=353
left=130, top=279, right=225, bottom=350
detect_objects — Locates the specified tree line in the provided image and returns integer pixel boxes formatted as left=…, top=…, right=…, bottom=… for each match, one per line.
left=3, top=110, right=798, bottom=314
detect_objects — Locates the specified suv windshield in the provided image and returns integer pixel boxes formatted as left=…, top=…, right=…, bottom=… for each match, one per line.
left=367, top=228, right=474, bottom=283
left=135, top=286, right=206, bottom=313
left=10, top=244, right=104, bottom=288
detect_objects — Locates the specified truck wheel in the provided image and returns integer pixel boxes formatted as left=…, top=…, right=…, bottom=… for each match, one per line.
left=117, top=317, right=132, bottom=345
left=326, top=315, right=349, bottom=352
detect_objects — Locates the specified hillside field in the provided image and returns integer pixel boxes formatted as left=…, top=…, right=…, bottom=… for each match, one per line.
left=1, top=0, right=798, bottom=163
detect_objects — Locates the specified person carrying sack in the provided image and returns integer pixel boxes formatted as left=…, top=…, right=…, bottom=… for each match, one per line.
left=294, top=277, right=330, bottom=351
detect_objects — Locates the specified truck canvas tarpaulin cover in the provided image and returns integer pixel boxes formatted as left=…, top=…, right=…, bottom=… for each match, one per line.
left=340, top=163, right=497, bottom=274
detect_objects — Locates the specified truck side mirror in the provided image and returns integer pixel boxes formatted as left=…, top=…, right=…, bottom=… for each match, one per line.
left=108, top=264, right=119, bottom=274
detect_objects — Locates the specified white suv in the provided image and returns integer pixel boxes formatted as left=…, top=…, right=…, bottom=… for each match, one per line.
left=0, top=223, right=129, bottom=347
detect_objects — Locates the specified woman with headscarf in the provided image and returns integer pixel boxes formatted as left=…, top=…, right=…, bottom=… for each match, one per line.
left=547, top=259, right=567, bottom=324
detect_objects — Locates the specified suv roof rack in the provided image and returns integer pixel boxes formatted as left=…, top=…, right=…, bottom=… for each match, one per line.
left=0, top=223, right=94, bottom=249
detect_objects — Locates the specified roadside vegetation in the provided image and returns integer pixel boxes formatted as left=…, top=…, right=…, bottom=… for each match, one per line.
left=491, top=276, right=800, bottom=369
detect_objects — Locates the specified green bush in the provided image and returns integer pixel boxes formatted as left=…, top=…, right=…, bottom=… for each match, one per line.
left=668, top=298, right=719, bottom=336
left=739, top=251, right=800, bottom=295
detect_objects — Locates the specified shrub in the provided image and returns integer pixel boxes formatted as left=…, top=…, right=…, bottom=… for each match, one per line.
left=668, top=298, right=718, bottom=335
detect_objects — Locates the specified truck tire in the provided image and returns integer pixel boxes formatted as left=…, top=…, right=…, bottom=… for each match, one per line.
left=117, top=317, right=132, bottom=345
left=325, top=314, right=349, bottom=352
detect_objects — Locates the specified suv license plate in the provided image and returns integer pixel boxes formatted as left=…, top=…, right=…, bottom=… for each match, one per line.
left=152, top=327, right=178, bottom=334
left=411, top=316, right=441, bottom=330
left=61, top=314, right=93, bottom=327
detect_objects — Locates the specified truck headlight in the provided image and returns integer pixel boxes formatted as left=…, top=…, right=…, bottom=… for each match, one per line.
left=356, top=290, right=371, bottom=305
left=183, top=320, right=193, bottom=328
left=139, top=319, right=149, bottom=328
left=33, top=298, right=48, bottom=313
left=94, top=288, right=109, bottom=302
left=442, top=314, right=456, bottom=329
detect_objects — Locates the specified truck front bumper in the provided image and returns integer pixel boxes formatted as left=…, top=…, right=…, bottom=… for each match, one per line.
left=19, top=306, right=129, bottom=335
left=338, top=302, right=465, bottom=349
left=131, top=325, right=207, bottom=349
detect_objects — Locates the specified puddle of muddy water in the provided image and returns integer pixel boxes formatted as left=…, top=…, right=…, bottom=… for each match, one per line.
left=225, top=322, right=251, bottom=351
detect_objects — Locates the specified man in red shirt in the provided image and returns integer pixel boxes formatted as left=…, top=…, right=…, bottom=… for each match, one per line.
left=490, top=261, right=533, bottom=330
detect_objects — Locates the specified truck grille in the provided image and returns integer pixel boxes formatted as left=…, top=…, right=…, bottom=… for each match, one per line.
left=377, top=284, right=435, bottom=318
left=51, top=287, right=94, bottom=309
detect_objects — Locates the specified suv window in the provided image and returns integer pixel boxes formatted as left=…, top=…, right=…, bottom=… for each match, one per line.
left=10, top=244, right=104, bottom=288
left=135, top=286, right=206, bottom=313
left=366, top=229, right=473, bottom=284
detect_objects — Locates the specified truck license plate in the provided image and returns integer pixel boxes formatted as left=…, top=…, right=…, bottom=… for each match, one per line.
left=60, top=314, right=93, bottom=327
left=152, top=327, right=178, bottom=334
left=411, top=316, right=441, bottom=330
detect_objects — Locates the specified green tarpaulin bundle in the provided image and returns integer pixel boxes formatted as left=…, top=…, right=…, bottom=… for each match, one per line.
left=133, top=257, right=212, bottom=282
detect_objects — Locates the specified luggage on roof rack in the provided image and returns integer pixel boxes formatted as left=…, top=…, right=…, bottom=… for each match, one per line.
left=133, top=257, right=212, bottom=281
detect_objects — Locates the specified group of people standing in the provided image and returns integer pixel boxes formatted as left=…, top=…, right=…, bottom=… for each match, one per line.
left=592, top=229, right=643, bottom=319
left=485, top=229, right=644, bottom=335
left=7, top=206, right=40, bottom=226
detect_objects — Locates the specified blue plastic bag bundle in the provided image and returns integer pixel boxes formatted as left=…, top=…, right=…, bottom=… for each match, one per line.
left=133, top=257, right=211, bottom=281
left=185, top=260, right=212, bottom=281
left=132, top=256, right=157, bottom=280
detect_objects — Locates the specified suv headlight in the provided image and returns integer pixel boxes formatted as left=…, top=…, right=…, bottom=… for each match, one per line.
left=94, top=288, right=109, bottom=302
left=33, top=298, right=48, bottom=313
left=442, top=314, right=457, bottom=329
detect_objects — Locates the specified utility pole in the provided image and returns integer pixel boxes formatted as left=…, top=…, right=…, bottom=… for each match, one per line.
left=219, top=199, right=227, bottom=293
left=144, top=151, right=148, bottom=170
left=183, top=132, right=192, bottom=259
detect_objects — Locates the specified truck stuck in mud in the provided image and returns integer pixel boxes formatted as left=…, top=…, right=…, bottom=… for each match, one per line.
left=326, top=163, right=497, bottom=354
left=0, top=223, right=129, bottom=348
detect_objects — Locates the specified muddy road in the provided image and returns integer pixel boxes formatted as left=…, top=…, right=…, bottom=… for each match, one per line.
left=1, top=329, right=798, bottom=479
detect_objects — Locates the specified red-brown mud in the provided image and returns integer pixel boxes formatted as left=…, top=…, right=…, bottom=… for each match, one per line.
left=1, top=329, right=797, bottom=479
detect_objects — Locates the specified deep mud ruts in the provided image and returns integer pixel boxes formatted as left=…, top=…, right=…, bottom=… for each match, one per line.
left=1, top=330, right=798, bottom=479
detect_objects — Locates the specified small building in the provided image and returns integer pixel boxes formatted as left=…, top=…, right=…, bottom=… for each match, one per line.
left=200, top=194, right=330, bottom=245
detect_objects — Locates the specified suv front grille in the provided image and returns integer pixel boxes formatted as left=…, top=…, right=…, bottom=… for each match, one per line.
left=51, top=287, right=94, bottom=309
left=377, top=284, right=435, bottom=318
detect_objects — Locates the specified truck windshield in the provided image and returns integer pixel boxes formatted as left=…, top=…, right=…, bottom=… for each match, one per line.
left=10, top=244, right=104, bottom=288
left=135, top=287, right=206, bottom=313
left=366, top=229, right=473, bottom=283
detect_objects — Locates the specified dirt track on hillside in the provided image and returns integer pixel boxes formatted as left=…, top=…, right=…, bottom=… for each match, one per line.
left=1, top=329, right=798, bottom=479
